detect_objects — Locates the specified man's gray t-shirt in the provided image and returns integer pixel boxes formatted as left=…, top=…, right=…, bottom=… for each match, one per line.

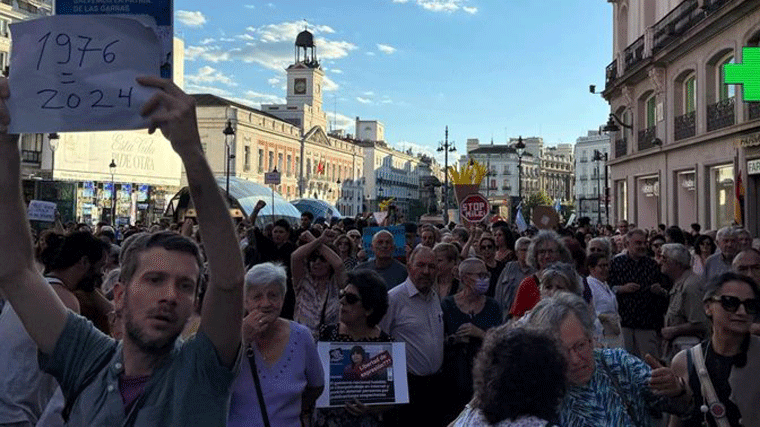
left=355, top=258, right=408, bottom=290
left=39, top=312, right=240, bottom=427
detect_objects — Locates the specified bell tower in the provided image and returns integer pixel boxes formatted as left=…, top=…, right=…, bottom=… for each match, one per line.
left=263, top=28, right=327, bottom=131
left=286, top=29, right=325, bottom=115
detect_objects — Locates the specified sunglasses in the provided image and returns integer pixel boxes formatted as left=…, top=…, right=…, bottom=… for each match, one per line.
left=710, top=295, right=760, bottom=315
left=339, top=289, right=362, bottom=305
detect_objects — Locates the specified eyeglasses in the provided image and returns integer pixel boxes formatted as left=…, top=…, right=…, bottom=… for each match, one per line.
left=480, top=245, right=494, bottom=250
left=736, top=264, right=760, bottom=275
left=339, top=289, right=362, bottom=305
left=465, top=272, right=491, bottom=279
left=710, top=295, right=759, bottom=315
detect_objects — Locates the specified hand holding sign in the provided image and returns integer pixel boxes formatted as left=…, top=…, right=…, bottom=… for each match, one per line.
left=8, top=15, right=161, bottom=133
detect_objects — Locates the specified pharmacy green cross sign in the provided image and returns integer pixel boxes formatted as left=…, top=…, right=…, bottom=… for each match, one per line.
left=724, top=47, right=760, bottom=101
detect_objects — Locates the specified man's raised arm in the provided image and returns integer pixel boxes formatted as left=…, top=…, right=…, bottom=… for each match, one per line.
left=138, top=76, right=245, bottom=368
left=0, top=78, right=69, bottom=355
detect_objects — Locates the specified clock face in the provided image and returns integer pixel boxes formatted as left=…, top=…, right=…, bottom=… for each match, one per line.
left=294, top=78, right=307, bottom=94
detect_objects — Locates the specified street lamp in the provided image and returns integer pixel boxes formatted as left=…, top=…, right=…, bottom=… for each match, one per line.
left=48, top=133, right=59, bottom=180
left=109, top=159, right=116, bottom=226
left=437, top=126, right=456, bottom=224
left=593, top=149, right=609, bottom=225
left=223, top=119, right=235, bottom=200
left=515, top=136, right=525, bottom=215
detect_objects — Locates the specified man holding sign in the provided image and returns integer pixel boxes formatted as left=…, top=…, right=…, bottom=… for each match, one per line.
left=0, top=75, right=245, bottom=426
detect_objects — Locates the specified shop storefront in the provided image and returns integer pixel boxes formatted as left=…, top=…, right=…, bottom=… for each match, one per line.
left=74, top=181, right=174, bottom=226
left=708, top=164, right=734, bottom=230
left=637, top=175, right=659, bottom=229
left=676, top=170, right=697, bottom=228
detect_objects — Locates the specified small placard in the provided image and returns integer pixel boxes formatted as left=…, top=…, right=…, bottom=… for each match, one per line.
left=264, top=171, right=281, bottom=185
left=28, top=200, right=57, bottom=222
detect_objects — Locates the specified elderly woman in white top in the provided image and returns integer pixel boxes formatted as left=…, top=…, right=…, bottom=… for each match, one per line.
left=585, top=252, right=622, bottom=348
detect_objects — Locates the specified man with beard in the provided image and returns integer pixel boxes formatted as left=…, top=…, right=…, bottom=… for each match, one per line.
left=0, top=76, right=245, bottom=426
left=1, top=231, right=107, bottom=426
left=380, top=245, right=444, bottom=426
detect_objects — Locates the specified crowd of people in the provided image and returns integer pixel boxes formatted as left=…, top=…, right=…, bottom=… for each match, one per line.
left=1, top=76, right=759, bottom=427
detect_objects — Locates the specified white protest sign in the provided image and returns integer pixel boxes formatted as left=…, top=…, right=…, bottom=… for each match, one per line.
left=27, top=200, right=57, bottom=222
left=8, top=15, right=161, bottom=134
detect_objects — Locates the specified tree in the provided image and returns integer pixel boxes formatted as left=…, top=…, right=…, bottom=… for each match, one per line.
left=522, top=190, right=552, bottom=224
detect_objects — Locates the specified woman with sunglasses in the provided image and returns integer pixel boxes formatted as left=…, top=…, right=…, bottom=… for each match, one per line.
left=292, top=230, right=347, bottom=340
left=316, top=269, right=392, bottom=427
left=441, top=258, right=502, bottom=424
left=670, top=272, right=760, bottom=427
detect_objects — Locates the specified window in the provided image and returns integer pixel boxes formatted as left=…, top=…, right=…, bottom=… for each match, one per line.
left=278, top=153, right=283, bottom=173
left=306, top=158, right=311, bottom=177
left=244, top=146, right=250, bottom=171
left=646, top=95, right=656, bottom=128
left=287, top=154, right=292, bottom=176
left=710, top=164, right=734, bottom=229
left=718, top=56, right=735, bottom=101
left=268, top=151, right=274, bottom=171
left=258, top=149, right=264, bottom=172
left=684, top=75, right=696, bottom=113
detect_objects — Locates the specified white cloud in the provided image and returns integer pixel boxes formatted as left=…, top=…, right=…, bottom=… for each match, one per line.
left=268, top=77, right=281, bottom=85
left=225, top=22, right=354, bottom=72
left=185, top=84, right=233, bottom=97
left=241, top=90, right=285, bottom=105
left=328, top=112, right=355, bottom=133
left=393, top=0, right=478, bottom=14
left=356, top=97, right=372, bottom=104
left=377, top=44, right=396, bottom=54
left=186, top=66, right=238, bottom=86
left=331, top=69, right=343, bottom=74
left=199, top=38, right=215, bottom=45
left=267, top=2, right=275, bottom=8
left=243, top=4, right=255, bottom=9
left=176, top=10, right=206, bottom=27
left=393, top=141, right=437, bottom=158
left=322, top=75, right=340, bottom=91
left=251, top=22, right=335, bottom=43
left=366, top=52, right=375, bottom=56
left=380, top=98, right=393, bottom=104
left=363, top=91, right=374, bottom=96
left=184, top=45, right=231, bottom=62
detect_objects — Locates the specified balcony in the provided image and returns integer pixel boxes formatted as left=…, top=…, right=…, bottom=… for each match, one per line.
left=624, top=35, right=646, bottom=71
left=21, top=149, right=41, bottom=164
left=651, top=0, right=704, bottom=54
left=605, top=59, right=618, bottom=88
left=638, top=127, right=657, bottom=151
left=674, top=111, right=696, bottom=141
left=706, top=98, right=735, bottom=132
left=748, top=102, right=760, bottom=121
left=615, top=138, right=627, bottom=158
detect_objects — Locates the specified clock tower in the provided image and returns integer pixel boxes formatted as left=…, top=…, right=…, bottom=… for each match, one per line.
left=264, top=29, right=327, bottom=130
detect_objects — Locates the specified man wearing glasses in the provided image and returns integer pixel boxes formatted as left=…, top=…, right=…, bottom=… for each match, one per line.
left=731, top=248, right=760, bottom=336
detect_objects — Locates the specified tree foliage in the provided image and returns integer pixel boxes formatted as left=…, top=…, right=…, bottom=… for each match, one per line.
left=522, top=190, right=552, bottom=223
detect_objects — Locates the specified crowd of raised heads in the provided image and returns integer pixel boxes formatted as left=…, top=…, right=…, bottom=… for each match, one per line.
left=1, top=78, right=758, bottom=427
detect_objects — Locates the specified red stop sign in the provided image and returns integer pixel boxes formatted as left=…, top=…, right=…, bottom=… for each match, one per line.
left=459, top=193, right=490, bottom=223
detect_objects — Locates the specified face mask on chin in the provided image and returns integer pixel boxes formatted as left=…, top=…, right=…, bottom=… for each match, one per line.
left=473, top=278, right=490, bottom=295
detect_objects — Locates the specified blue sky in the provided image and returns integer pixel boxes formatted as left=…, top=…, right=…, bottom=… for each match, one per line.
left=174, top=0, right=613, bottom=162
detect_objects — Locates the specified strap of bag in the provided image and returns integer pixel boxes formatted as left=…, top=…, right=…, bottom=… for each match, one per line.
left=600, top=357, right=643, bottom=427
left=690, top=345, right=731, bottom=427
left=247, top=346, right=272, bottom=427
